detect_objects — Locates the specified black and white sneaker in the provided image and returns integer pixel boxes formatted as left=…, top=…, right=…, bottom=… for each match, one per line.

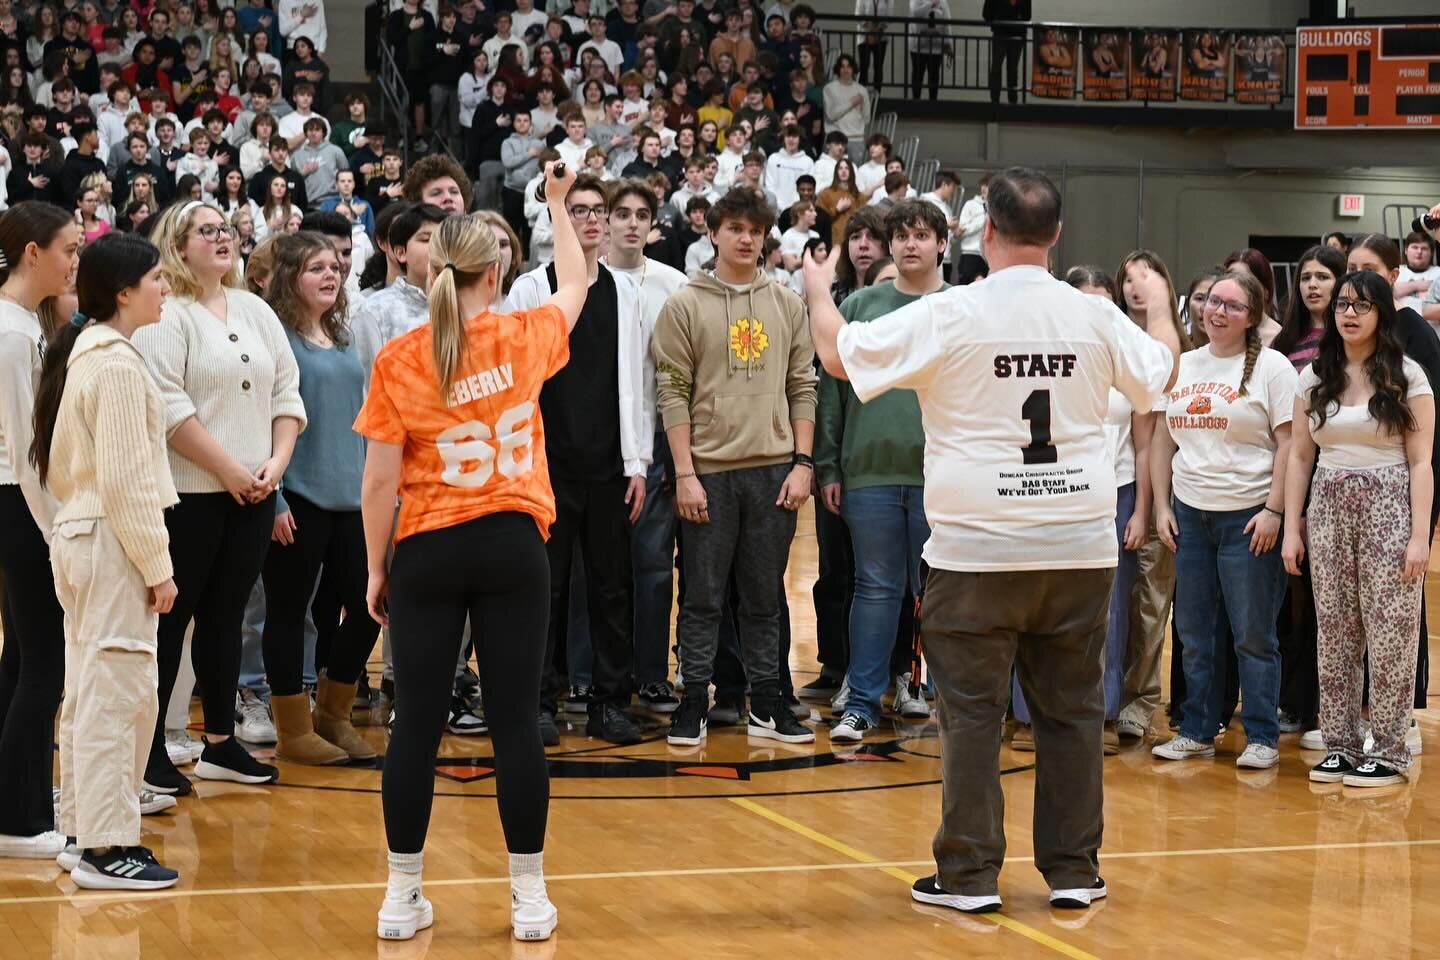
left=71, top=846, right=180, bottom=890
left=747, top=697, right=815, bottom=744
left=143, top=738, right=193, bottom=796
left=910, top=875, right=1001, bottom=913
left=796, top=674, right=843, bottom=701
left=1050, top=877, right=1107, bottom=909
left=194, top=737, right=280, bottom=784
left=564, top=684, right=593, bottom=715
left=455, top=665, right=481, bottom=701
left=830, top=712, right=873, bottom=741
left=638, top=681, right=680, bottom=713
left=667, top=694, right=708, bottom=746
left=447, top=695, right=489, bottom=735
left=1309, top=752, right=1354, bottom=783
left=1342, top=759, right=1406, bottom=788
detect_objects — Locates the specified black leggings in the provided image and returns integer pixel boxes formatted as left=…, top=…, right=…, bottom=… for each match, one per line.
left=383, top=511, right=549, bottom=855
left=0, top=485, right=64, bottom=836
left=154, top=492, right=276, bottom=745
left=261, top=492, right=378, bottom=697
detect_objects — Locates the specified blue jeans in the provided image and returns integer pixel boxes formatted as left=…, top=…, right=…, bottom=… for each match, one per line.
left=1172, top=498, right=1285, bottom=747
left=840, top=485, right=928, bottom=723
left=1015, top=483, right=1136, bottom=723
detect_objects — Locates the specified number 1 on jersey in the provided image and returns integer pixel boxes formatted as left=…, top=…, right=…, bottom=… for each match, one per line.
left=1020, top=389, right=1058, bottom=465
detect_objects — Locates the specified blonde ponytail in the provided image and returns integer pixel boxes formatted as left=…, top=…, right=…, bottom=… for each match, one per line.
left=426, top=214, right=502, bottom=402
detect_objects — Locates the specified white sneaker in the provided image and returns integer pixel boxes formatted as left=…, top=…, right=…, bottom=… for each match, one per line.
left=0, top=830, right=67, bottom=859
left=892, top=673, right=930, bottom=718
left=1115, top=702, right=1150, bottom=739
left=1299, top=729, right=1326, bottom=750
left=1363, top=719, right=1422, bottom=756
left=511, top=873, right=558, bottom=941
left=235, top=690, right=277, bottom=744
left=1237, top=743, right=1279, bottom=769
left=57, top=841, right=81, bottom=872
left=1049, top=877, right=1108, bottom=908
left=1151, top=736, right=1215, bottom=761
left=139, top=789, right=177, bottom=816
left=166, top=729, right=204, bottom=766
left=829, top=677, right=851, bottom=712
left=377, top=886, right=433, bottom=941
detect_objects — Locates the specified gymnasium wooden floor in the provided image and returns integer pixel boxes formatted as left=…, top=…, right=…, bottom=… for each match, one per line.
left=4, top=507, right=1438, bottom=960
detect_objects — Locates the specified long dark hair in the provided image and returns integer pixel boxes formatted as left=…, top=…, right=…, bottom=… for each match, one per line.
left=0, top=201, right=75, bottom=287
left=30, top=234, right=162, bottom=486
left=1306, top=270, right=1415, bottom=437
left=1223, top=247, right=1277, bottom=317
left=1271, top=244, right=1346, bottom=358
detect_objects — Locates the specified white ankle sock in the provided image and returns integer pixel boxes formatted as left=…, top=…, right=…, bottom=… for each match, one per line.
left=509, top=851, right=544, bottom=880
left=387, top=850, right=423, bottom=899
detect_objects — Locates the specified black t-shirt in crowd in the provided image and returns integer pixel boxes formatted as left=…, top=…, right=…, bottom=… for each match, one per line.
left=538, top=263, right=623, bottom=480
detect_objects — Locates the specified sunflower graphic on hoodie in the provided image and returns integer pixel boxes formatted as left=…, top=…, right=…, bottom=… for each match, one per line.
left=729, top=317, right=770, bottom=364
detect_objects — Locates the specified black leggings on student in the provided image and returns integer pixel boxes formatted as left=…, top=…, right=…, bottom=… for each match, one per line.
left=151, top=492, right=276, bottom=755
left=383, top=512, right=549, bottom=855
left=261, top=492, right=378, bottom=697
left=0, top=485, right=65, bottom=837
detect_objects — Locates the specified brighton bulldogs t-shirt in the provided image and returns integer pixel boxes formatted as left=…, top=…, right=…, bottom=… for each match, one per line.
left=354, top=304, right=571, bottom=542
left=836, top=265, right=1174, bottom=572
left=1158, top=344, right=1298, bottom=512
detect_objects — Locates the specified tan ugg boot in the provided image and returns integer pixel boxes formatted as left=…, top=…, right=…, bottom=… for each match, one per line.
left=272, top=693, right=349, bottom=765
left=314, top=678, right=379, bottom=761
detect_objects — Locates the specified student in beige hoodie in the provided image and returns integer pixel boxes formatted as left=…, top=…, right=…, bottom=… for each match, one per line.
left=652, top=186, right=819, bottom=748
left=29, top=234, right=182, bottom=890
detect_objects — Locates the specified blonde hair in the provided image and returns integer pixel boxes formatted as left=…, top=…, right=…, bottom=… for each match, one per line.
left=244, top=233, right=283, bottom=296
left=427, top=214, right=502, bottom=401
left=473, top=209, right=520, bottom=294
left=151, top=201, right=243, bottom=299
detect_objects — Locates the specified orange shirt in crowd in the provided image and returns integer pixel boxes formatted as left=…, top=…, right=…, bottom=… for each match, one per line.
left=354, top=304, right=571, bottom=543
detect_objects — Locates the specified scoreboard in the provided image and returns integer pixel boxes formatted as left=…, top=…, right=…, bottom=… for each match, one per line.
left=1296, top=22, right=1440, bottom=129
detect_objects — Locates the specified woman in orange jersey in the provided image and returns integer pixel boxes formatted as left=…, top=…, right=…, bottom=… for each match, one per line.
left=356, top=162, right=587, bottom=946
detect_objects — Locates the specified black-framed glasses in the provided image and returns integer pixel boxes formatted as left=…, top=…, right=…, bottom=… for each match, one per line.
left=1203, top=293, right=1247, bottom=317
left=568, top=205, right=608, bottom=221
left=1334, top=298, right=1376, bottom=316
left=194, top=223, right=236, bottom=242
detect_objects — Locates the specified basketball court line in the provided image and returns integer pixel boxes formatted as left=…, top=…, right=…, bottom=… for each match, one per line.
left=2, top=835, right=1437, bottom=911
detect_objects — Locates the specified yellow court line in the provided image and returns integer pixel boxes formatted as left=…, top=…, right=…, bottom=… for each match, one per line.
left=728, top=796, right=1101, bottom=960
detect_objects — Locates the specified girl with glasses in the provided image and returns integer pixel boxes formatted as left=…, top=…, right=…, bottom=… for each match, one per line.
left=132, top=201, right=306, bottom=793
left=1151, top=271, right=1299, bottom=770
left=1283, top=269, right=1434, bottom=786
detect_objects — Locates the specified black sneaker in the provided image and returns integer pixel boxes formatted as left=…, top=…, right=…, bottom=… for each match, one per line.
left=456, top=666, right=480, bottom=701
left=796, top=674, right=842, bottom=701
left=708, top=693, right=745, bottom=726
left=563, top=684, right=592, bottom=715
left=588, top=703, right=643, bottom=744
left=1309, top=752, right=1354, bottom=783
left=1049, top=876, right=1107, bottom=909
left=194, top=737, right=280, bottom=784
left=72, top=846, right=180, bottom=891
left=538, top=709, right=561, bottom=747
left=143, top=739, right=193, bottom=796
left=637, top=681, right=680, bottom=713
left=910, top=875, right=1002, bottom=913
left=667, top=694, right=708, bottom=746
left=747, top=697, right=815, bottom=744
left=447, top=695, right=489, bottom=735
left=1342, top=759, right=1406, bottom=788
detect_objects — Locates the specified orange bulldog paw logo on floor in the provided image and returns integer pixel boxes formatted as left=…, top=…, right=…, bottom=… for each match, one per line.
left=1186, top=395, right=1212, bottom=415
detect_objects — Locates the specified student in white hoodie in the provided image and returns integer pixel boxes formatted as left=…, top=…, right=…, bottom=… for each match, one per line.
left=763, top=125, right=815, bottom=213
left=714, top=122, right=751, bottom=192
left=955, top=172, right=988, bottom=284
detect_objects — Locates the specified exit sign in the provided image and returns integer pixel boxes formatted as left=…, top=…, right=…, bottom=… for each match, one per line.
left=1338, top=194, right=1366, bottom=217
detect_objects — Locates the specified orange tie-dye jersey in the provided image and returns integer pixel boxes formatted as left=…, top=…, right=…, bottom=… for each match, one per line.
left=354, top=304, right=571, bottom=542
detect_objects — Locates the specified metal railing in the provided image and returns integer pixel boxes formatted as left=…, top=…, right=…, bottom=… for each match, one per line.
left=895, top=136, right=919, bottom=175
left=816, top=14, right=1296, bottom=110
left=869, top=110, right=897, bottom=142
left=374, top=32, right=413, bottom=167
left=912, top=158, right=940, bottom=195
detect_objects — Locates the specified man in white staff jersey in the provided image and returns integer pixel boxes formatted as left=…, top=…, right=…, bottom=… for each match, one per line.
left=803, top=166, right=1180, bottom=915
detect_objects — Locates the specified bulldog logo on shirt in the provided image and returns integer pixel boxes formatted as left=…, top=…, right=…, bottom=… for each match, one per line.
left=729, top=317, right=770, bottom=364
left=1186, top=395, right=1212, bottom=415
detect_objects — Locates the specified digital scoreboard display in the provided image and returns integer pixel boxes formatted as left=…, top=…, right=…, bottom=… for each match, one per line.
left=1296, top=23, right=1440, bottom=129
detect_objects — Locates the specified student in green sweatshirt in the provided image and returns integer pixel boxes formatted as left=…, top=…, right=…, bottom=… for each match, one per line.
left=816, top=199, right=949, bottom=740
left=651, top=186, right=818, bottom=748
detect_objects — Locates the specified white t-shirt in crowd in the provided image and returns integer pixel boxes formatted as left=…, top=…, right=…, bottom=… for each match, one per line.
left=779, top=226, right=817, bottom=259
left=1399, top=265, right=1440, bottom=314
left=1106, top=389, right=1135, bottom=488
left=1158, top=344, right=1297, bottom=512
left=605, top=255, right=685, bottom=422
left=856, top=159, right=886, bottom=196
left=837, top=264, right=1174, bottom=572
left=1298, top=356, right=1432, bottom=469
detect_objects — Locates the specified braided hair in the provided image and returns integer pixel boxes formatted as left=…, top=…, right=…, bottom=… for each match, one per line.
left=1220, top=270, right=1267, bottom=396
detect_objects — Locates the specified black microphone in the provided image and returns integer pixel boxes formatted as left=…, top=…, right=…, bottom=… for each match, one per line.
left=533, top=163, right=567, bottom=204
left=1413, top=213, right=1440, bottom=234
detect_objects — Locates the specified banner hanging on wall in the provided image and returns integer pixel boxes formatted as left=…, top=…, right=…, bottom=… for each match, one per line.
left=1130, top=29, right=1180, bottom=101
left=1179, top=30, right=1231, bottom=101
left=1233, top=32, right=1286, bottom=104
left=1082, top=29, right=1129, bottom=101
left=1031, top=26, right=1080, bottom=99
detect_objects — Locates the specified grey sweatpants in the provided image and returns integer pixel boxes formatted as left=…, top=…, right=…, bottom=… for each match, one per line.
left=922, top=565, right=1114, bottom=895
left=676, top=463, right=795, bottom=700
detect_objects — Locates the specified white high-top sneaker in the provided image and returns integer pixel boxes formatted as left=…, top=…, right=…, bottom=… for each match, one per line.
left=511, top=873, right=558, bottom=941
left=376, top=884, right=433, bottom=941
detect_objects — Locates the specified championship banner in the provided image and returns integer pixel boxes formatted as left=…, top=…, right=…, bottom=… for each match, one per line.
left=1180, top=30, right=1231, bottom=101
left=1031, top=25, right=1079, bottom=99
left=1130, top=29, right=1179, bottom=101
left=1082, top=29, right=1129, bottom=101
left=1233, top=32, right=1286, bottom=105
